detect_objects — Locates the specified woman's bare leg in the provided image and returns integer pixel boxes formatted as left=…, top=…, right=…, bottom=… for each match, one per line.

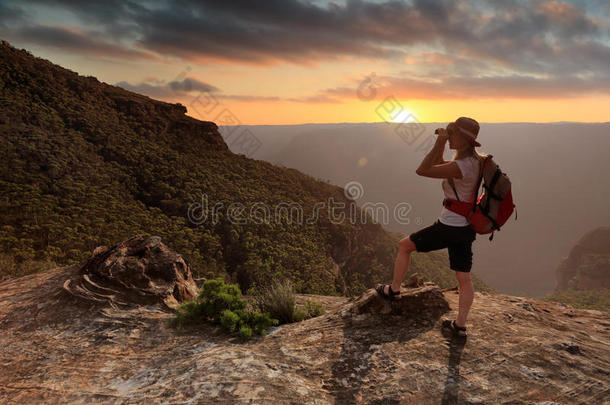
left=378, top=236, right=417, bottom=295
left=455, top=271, right=474, bottom=327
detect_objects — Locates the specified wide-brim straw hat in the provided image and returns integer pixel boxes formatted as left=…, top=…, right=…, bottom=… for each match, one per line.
left=451, top=117, right=481, bottom=147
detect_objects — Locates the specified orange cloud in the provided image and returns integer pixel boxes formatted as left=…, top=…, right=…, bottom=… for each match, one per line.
left=539, top=1, right=580, bottom=20
left=419, top=52, right=455, bottom=65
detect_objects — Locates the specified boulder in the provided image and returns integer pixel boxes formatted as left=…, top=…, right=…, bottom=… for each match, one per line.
left=63, top=234, right=199, bottom=309
left=339, top=274, right=450, bottom=319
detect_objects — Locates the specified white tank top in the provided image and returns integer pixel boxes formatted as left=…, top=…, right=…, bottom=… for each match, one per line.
left=438, top=156, right=481, bottom=226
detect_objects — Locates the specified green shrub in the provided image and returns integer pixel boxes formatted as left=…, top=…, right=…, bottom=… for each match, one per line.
left=304, top=299, right=326, bottom=317
left=170, top=277, right=278, bottom=340
left=220, top=309, right=240, bottom=332
left=250, top=310, right=277, bottom=337
left=239, top=325, right=253, bottom=339
left=249, top=278, right=297, bottom=323
left=248, top=279, right=327, bottom=324
left=197, top=278, right=246, bottom=323
left=293, top=306, right=307, bottom=322
left=169, top=301, right=203, bottom=330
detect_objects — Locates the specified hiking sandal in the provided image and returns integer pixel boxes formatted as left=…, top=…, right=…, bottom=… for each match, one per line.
left=442, top=318, right=467, bottom=337
left=375, top=284, right=400, bottom=301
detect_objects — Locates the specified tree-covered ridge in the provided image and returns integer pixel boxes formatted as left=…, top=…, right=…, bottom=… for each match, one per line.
left=0, top=40, right=493, bottom=295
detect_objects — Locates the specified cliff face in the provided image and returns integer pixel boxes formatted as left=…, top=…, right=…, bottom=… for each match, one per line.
left=555, top=227, right=610, bottom=291
left=1, top=263, right=608, bottom=404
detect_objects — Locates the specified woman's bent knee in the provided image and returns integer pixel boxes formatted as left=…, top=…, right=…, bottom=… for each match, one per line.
left=455, top=271, right=472, bottom=282
left=399, top=236, right=417, bottom=253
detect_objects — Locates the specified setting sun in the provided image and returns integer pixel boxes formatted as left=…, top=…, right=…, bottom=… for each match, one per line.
left=388, top=107, right=419, bottom=124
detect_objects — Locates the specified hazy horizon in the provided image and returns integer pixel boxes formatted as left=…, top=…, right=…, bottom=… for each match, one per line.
left=220, top=120, right=610, bottom=126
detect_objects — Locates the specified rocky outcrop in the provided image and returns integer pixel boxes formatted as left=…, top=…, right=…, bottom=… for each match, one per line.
left=63, top=235, right=199, bottom=309
left=1, top=264, right=608, bottom=403
left=338, top=274, right=449, bottom=319
left=555, top=226, right=610, bottom=291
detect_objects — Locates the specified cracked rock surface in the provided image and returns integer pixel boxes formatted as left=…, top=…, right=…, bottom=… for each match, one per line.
left=1, top=265, right=609, bottom=404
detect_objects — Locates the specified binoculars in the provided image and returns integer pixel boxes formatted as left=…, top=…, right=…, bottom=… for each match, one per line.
left=435, top=125, right=455, bottom=135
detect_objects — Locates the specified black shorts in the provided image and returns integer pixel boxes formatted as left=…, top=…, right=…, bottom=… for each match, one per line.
left=408, top=219, right=476, bottom=272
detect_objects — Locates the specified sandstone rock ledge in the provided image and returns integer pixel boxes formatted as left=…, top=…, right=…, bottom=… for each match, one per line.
left=338, top=277, right=450, bottom=320
left=0, top=260, right=609, bottom=403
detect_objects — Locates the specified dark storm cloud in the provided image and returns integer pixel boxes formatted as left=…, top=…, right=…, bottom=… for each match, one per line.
left=2, top=0, right=458, bottom=63
left=453, top=0, right=605, bottom=75
left=168, top=77, right=219, bottom=93
left=116, top=77, right=220, bottom=99
left=4, top=0, right=607, bottom=70
left=4, top=24, right=159, bottom=60
left=412, top=0, right=451, bottom=22
left=3, top=0, right=610, bottom=98
left=115, top=77, right=337, bottom=103
left=30, top=0, right=149, bottom=41
left=0, top=3, right=25, bottom=27
left=131, top=0, right=422, bottom=64
left=116, top=77, right=287, bottom=103
left=115, top=81, right=178, bottom=99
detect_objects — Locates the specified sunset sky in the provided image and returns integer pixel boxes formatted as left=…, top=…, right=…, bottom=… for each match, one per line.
left=1, top=0, right=609, bottom=124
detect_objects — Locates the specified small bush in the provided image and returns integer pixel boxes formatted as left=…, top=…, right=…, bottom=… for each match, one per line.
left=292, top=300, right=326, bottom=322
left=304, top=299, right=326, bottom=317
left=249, top=278, right=297, bottom=323
left=293, top=306, right=307, bottom=322
left=170, top=277, right=278, bottom=340
left=170, top=301, right=203, bottom=330
left=220, top=309, right=240, bottom=332
left=250, top=311, right=277, bottom=337
left=248, top=279, right=327, bottom=324
left=239, top=325, right=253, bottom=339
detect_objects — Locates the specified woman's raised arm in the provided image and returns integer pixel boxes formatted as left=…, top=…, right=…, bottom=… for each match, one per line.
left=415, top=129, right=462, bottom=179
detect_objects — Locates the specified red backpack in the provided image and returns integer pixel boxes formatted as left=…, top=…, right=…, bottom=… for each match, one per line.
left=443, top=154, right=517, bottom=241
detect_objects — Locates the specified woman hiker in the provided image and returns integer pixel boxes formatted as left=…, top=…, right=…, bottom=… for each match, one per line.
left=375, top=117, right=487, bottom=338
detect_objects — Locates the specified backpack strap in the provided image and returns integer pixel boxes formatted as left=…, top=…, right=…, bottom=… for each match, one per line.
left=447, top=155, right=492, bottom=209
left=470, top=155, right=492, bottom=212
left=482, top=163, right=502, bottom=193
left=447, top=177, right=460, bottom=201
